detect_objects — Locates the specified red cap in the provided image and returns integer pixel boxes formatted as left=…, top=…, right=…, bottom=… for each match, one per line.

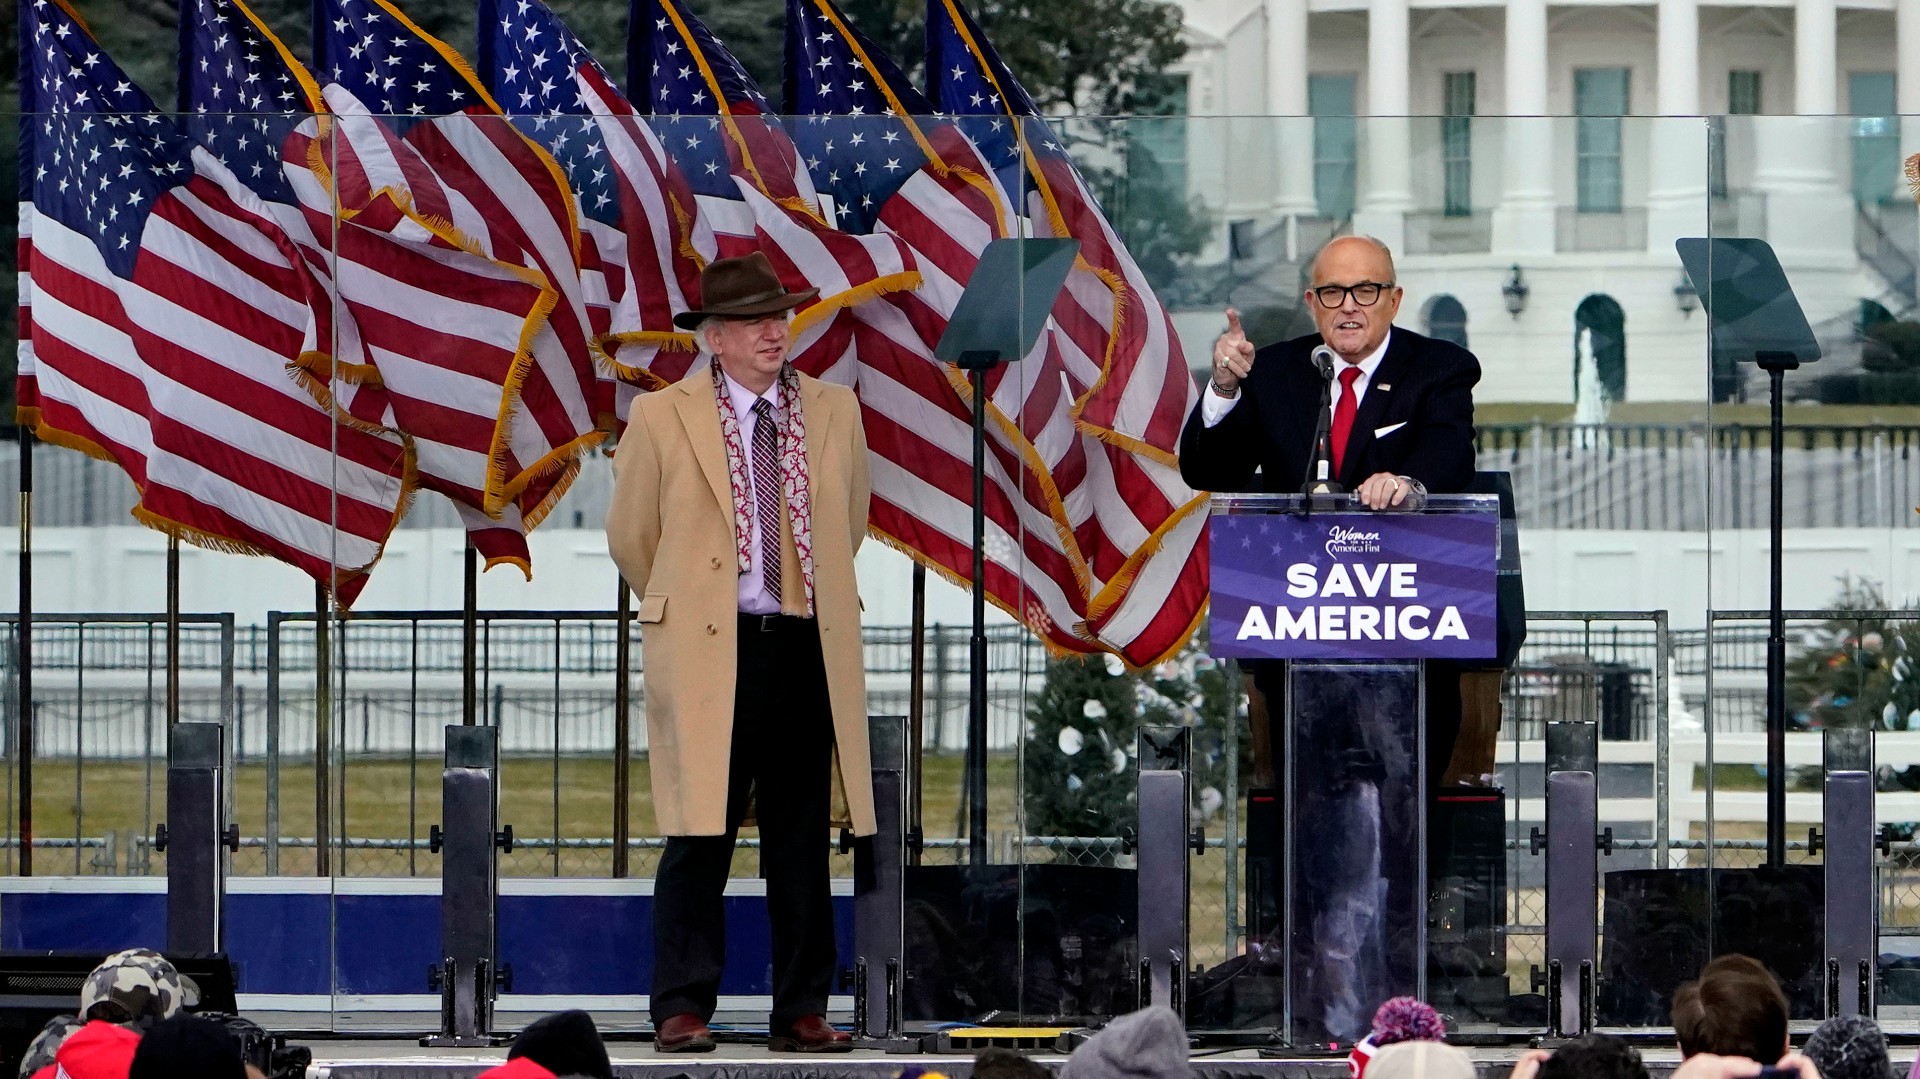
left=53, top=1021, right=140, bottom=1079
left=477, top=1058, right=558, bottom=1079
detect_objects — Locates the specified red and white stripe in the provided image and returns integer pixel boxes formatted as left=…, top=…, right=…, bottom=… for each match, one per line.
left=850, top=125, right=1207, bottom=664
left=26, top=150, right=409, bottom=603
left=279, top=89, right=603, bottom=542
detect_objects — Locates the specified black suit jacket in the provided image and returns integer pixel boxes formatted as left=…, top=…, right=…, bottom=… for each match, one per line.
left=1178, top=327, right=1480, bottom=495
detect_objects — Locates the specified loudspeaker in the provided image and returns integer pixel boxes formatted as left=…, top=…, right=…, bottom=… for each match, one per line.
left=0, top=951, right=236, bottom=1073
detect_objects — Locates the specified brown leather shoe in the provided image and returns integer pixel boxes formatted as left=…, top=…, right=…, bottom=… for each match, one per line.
left=654, top=1013, right=716, bottom=1053
left=768, top=1014, right=853, bottom=1053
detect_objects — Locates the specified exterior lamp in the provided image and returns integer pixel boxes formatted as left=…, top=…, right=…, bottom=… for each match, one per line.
left=1674, top=272, right=1700, bottom=316
left=1501, top=264, right=1530, bottom=318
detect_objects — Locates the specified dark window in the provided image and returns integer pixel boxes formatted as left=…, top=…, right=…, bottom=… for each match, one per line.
left=1442, top=72, right=1475, bottom=217
left=1850, top=72, right=1899, bottom=205
left=1425, top=295, right=1468, bottom=348
left=1711, top=70, right=1761, bottom=197
left=1310, top=74, right=1357, bottom=219
left=1574, top=68, right=1628, bottom=213
left=1575, top=293, right=1627, bottom=403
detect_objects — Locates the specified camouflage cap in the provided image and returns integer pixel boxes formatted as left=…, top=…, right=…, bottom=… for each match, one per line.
left=16, top=1014, right=84, bottom=1078
left=78, top=949, right=199, bottom=1030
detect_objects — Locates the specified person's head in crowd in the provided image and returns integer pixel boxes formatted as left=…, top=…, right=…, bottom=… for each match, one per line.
left=1059, top=1006, right=1188, bottom=1079
left=1350, top=997, right=1448, bottom=1079
left=1537, top=1035, right=1651, bottom=1079
left=1805, top=1015, right=1893, bottom=1079
left=1672, top=954, right=1789, bottom=1062
left=17, top=1015, right=85, bottom=1078
left=975, top=1047, right=1052, bottom=1079
left=1367, top=1040, right=1476, bottom=1079
left=80, top=950, right=197, bottom=1032
left=505, top=1010, right=613, bottom=1079
left=45, top=1020, right=141, bottom=1079
left=128, top=1014, right=247, bottom=1079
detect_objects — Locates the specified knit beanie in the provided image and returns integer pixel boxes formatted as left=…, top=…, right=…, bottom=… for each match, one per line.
left=1806, top=1015, right=1894, bottom=1079
left=506, top=1010, right=613, bottom=1079
left=1366, top=1040, right=1476, bottom=1079
left=1060, top=1007, right=1189, bottom=1079
left=1349, top=997, right=1448, bottom=1079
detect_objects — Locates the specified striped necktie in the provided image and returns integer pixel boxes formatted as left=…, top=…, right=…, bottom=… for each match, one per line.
left=751, top=398, right=782, bottom=602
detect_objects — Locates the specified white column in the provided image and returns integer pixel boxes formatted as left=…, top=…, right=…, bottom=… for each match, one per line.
left=1657, top=0, right=1699, bottom=115
left=1266, top=0, right=1317, bottom=216
left=1796, top=0, right=1838, bottom=114
left=1746, top=0, right=1850, bottom=261
left=1646, top=0, right=1706, bottom=253
left=1899, top=0, right=1920, bottom=236
left=1492, top=0, right=1555, bottom=254
left=1354, top=0, right=1412, bottom=251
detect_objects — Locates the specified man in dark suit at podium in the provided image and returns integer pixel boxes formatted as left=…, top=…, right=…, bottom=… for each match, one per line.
left=1177, top=233, right=1481, bottom=788
left=1179, top=238, right=1484, bottom=1039
left=1178, top=234, right=1479, bottom=510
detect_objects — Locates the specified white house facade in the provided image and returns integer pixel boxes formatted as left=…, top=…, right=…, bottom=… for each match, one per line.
left=1156, top=0, right=1920, bottom=404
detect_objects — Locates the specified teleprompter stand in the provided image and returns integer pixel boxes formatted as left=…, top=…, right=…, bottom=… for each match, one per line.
left=1677, top=238, right=1819, bottom=872
left=933, top=237, right=1078, bottom=866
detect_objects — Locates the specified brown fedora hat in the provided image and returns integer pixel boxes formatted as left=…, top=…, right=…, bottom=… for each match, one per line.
left=673, top=251, right=820, bottom=330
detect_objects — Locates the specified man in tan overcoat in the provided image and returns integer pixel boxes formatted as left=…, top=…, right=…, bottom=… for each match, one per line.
left=606, top=252, right=873, bottom=1055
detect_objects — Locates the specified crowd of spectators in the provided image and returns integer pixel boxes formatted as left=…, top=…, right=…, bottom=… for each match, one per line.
left=12, top=948, right=1903, bottom=1079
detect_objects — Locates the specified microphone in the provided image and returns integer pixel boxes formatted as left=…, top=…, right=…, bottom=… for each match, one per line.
left=1311, top=345, right=1337, bottom=380
left=1305, top=345, right=1343, bottom=493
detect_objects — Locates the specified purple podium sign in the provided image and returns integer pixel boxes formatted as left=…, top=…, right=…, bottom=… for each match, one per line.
left=1208, top=503, right=1499, bottom=660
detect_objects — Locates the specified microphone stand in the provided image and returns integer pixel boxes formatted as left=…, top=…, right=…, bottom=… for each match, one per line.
left=1301, top=349, right=1343, bottom=510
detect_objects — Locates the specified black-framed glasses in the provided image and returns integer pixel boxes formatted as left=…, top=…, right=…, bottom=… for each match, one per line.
left=1310, top=281, right=1397, bottom=308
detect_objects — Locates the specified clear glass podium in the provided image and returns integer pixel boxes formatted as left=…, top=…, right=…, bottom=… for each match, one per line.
left=1210, top=492, right=1503, bottom=1045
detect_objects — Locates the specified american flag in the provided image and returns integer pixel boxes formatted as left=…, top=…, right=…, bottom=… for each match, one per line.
left=477, top=0, right=710, bottom=428
left=923, top=0, right=1208, bottom=664
left=179, top=0, right=556, bottom=571
left=782, top=0, right=1097, bottom=656
left=629, top=0, right=918, bottom=388
left=21, top=0, right=409, bottom=603
left=307, top=0, right=609, bottom=554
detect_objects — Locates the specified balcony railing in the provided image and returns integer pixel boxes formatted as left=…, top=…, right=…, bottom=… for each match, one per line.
left=1556, top=206, right=1648, bottom=252
left=1403, top=210, right=1493, bottom=255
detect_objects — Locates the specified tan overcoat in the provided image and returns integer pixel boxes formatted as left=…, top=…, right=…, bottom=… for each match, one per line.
left=605, top=360, right=875, bottom=837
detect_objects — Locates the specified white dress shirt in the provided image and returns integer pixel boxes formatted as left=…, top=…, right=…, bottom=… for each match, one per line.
left=1200, top=329, right=1394, bottom=429
left=723, top=371, right=785, bottom=615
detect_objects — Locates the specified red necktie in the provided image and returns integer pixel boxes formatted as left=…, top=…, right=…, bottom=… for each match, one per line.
left=1330, top=365, right=1362, bottom=477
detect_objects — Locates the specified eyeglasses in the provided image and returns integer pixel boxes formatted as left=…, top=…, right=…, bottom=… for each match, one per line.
left=1310, top=281, right=1397, bottom=308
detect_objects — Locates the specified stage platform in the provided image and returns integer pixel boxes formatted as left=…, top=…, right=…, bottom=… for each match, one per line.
left=300, top=1039, right=1752, bottom=1079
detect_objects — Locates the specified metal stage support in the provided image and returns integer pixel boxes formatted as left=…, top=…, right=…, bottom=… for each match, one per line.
left=424, top=725, right=511, bottom=1047
left=1538, top=720, right=1598, bottom=1040
left=160, top=721, right=231, bottom=953
left=1821, top=727, right=1876, bottom=1017
left=853, top=715, right=915, bottom=1049
left=1137, top=726, right=1193, bottom=1015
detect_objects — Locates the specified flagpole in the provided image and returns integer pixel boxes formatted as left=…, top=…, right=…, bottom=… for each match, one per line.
left=16, top=428, right=33, bottom=877
left=166, top=538, right=181, bottom=729
left=966, top=366, right=989, bottom=867
left=462, top=543, right=478, bottom=726
left=313, top=580, right=331, bottom=876
left=907, top=563, right=925, bottom=865
left=613, top=576, right=631, bottom=878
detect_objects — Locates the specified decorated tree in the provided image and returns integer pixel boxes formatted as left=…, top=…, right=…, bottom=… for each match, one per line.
left=1021, top=628, right=1248, bottom=843
left=1785, top=579, right=1920, bottom=732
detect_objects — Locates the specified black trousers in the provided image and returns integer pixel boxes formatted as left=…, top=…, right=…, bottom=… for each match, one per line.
left=650, top=613, right=836, bottom=1030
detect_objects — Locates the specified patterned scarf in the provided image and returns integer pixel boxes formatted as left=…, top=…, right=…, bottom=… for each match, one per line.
left=711, top=360, right=815, bottom=616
